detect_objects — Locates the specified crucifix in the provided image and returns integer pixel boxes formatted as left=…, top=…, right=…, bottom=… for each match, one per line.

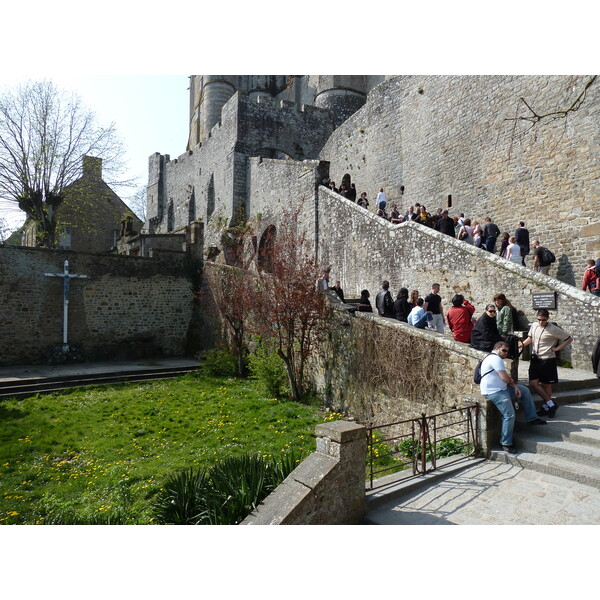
left=44, top=260, right=89, bottom=350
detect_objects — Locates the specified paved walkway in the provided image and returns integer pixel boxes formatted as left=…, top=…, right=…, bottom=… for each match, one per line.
left=366, top=459, right=600, bottom=525
left=0, top=357, right=200, bottom=383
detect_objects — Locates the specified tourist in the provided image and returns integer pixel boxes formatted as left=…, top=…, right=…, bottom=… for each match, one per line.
left=423, top=283, right=445, bottom=334
left=581, top=259, right=599, bottom=296
left=407, top=298, right=427, bottom=328
left=331, top=280, right=345, bottom=303
left=393, top=288, right=412, bottom=322
left=483, top=217, right=501, bottom=253
left=375, top=280, right=394, bottom=318
left=493, top=293, right=514, bottom=336
left=470, top=304, right=502, bottom=352
left=390, top=204, right=403, bottom=224
left=409, top=289, right=420, bottom=307
left=357, top=289, right=373, bottom=312
left=515, top=221, right=530, bottom=266
left=521, top=309, right=573, bottom=418
left=479, top=341, right=546, bottom=454
left=416, top=205, right=433, bottom=227
left=446, top=294, right=475, bottom=343
left=498, top=232, right=510, bottom=258
left=357, top=192, right=369, bottom=208
left=349, top=183, right=357, bottom=202
left=435, top=209, right=456, bottom=237
left=404, top=205, right=417, bottom=221
left=531, top=240, right=553, bottom=275
left=457, top=218, right=474, bottom=244
left=316, top=270, right=329, bottom=291
left=505, top=236, right=522, bottom=264
left=328, top=181, right=338, bottom=193
left=376, top=188, right=387, bottom=211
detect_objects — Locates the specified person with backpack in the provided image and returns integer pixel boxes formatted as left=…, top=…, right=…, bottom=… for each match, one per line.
left=532, top=240, right=555, bottom=275
left=375, top=280, right=394, bottom=318
left=478, top=341, right=546, bottom=454
left=582, top=258, right=600, bottom=297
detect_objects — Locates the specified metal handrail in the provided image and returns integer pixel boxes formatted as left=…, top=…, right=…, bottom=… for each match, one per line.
left=365, top=403, right=480, bottom=490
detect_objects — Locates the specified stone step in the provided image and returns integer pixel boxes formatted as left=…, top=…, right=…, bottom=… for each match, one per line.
left=514, top=398, right=600, bottom=449
left=532, top=387, right=600, bottom=406
left=489, top=449, right=600, bottom=490
left=515, top=433, right=600, bottom=467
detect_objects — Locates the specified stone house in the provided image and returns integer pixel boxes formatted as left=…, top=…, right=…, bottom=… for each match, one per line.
left=19, top=155, right=142, bottom=253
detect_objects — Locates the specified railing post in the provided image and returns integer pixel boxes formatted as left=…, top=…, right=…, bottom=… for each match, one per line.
left=420, top=413, right=427, bottom=475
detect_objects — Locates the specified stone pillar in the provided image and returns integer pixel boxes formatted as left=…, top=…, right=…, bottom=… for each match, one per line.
left=314, top=420, right=366, bottom=523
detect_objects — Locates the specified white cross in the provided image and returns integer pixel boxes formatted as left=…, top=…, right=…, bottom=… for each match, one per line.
left=44, top=260, right=89, bottom=349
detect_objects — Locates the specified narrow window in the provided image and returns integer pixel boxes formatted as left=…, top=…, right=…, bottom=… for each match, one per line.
left=447, top=194, right=452, bottom=208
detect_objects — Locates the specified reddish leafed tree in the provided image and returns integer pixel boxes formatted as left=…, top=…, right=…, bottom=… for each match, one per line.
left=250, top=200, right=330, bottom=403
left=204, top=263, right=256, bottom=376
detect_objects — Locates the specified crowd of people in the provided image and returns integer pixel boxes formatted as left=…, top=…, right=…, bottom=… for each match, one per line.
left=326, top=179, right=600, bottom=295
left=319, top=272, right=575, bottom=453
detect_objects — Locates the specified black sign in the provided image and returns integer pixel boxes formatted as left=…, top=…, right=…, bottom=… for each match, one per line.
left=532, top=292, right=557, bottom=310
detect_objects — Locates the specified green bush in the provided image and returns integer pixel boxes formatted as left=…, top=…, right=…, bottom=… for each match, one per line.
left=247, top=339, right=289, bottom=399
left=152, top=452, right=299, bottom=525
left=201, top=347, right=239, bottom=377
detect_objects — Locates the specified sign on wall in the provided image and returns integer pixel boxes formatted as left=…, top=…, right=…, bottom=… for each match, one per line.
left=532, top=292, right=557, bottom=310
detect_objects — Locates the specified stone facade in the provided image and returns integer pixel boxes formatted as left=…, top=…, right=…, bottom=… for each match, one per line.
left=18, top=156, right=142, bottom=253
left=0, top=245, right=197, bottom=365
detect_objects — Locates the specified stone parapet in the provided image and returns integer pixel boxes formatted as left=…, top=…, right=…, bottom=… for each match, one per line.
left=241, top=420, right=366, bottom=525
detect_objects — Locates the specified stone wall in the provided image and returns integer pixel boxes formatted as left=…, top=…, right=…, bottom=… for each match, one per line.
left=0, top=245, right=196, bottom=365
left=314, top=190, right=600, bottom=372
left=309, top=299, right=497, bottom=453
left=241, top=420, right=366, bottom=525
left=147, top=91, right=335, bottom=261
left=320, top=75, right=600, bottom=285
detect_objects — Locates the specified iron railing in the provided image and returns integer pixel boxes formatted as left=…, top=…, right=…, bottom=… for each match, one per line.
left=365, top=403, right=480, bottom=490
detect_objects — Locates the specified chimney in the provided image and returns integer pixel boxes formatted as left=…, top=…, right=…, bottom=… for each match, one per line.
left=82, top=155, right=103, bottom=180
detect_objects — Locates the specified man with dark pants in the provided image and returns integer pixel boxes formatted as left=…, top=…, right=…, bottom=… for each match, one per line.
left=375, top=280, right=394, bottom=318
left=479, top=341, right=546, bottom=453
left=515, top=221, right=530, bottom=266
left=521, top=309, right=573, bottom=418
left=483, top=217, right=501, bottom=253
left=423, top=283, right=444, bottom=333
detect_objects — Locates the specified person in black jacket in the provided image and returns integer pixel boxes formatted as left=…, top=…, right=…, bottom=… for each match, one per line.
left=435, top=209, right=456, bottom=237
left=393, top=288, right=412, bottom=322
left=470, top=304, right=502, bottom=352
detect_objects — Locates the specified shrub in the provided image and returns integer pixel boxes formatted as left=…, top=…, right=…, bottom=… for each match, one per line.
left=153, top=452, right=299, bottom=525
left=247, top=339, right=289, bottom=399
left=201, top=347, right=239, bottom=377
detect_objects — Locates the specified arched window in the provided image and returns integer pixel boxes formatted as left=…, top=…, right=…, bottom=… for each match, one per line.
left=207, top=175, right=215, bottom=220
left=167, top=200, right=174, bottom=232
left=258, top=225, right=277, bottom=273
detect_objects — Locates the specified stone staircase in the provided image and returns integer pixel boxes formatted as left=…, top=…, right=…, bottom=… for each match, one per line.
left=490, top=362, right=600, bottom=488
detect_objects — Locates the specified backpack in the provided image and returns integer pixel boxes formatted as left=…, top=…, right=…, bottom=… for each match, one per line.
left=594, top=258, right=600, bottom=278
left=541, top=247, right=556, bottom=264
left=473, top=354, right=494, bottom=384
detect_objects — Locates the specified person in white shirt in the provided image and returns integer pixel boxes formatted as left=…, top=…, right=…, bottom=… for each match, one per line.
left=376, top=188, right=386, bottom=210
left=407, top=298, right=427, bottom=328
left=479, top=341, right=546, bottom=453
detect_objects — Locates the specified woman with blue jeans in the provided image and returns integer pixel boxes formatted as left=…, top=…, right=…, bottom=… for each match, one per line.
left=479, top=341, right=547, bottom=453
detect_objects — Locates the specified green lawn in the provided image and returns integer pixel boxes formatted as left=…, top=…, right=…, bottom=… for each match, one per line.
left=0, top=373, right=327, bottom=524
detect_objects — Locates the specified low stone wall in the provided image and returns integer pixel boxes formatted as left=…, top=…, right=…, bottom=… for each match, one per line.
left=241, top=420, right=366, bottom=525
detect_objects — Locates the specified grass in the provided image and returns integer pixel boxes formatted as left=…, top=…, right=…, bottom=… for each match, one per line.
left=0, top=372, right=325, bottom=525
